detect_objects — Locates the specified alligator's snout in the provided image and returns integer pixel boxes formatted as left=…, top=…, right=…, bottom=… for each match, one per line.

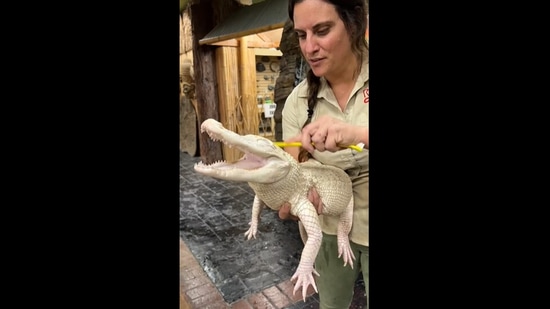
left=194, top=118, right=293, bottom=184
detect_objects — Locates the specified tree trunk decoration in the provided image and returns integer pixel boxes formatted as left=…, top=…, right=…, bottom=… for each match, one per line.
left=180, top=58, right=199, bottom=156
left=273, top=19, right=309, bottom=141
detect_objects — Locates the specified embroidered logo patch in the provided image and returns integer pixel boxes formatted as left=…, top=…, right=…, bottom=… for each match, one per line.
left=363, top=88, right=369, bottom=104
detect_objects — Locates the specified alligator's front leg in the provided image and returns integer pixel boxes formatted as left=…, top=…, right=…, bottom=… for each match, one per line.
left=291, top=198, right=323, bottom=302
left=244, top=195, right=264, bottom=240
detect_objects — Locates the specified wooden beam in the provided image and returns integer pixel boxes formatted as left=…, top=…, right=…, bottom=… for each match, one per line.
left=199, top=23, right=286, bottom=46
left=211, top=39, right=278, bottom=48
left=254, top=48, right=282, bottom=57
left=258, top=28, right=284, bottom=42
left=256, top=32, right=271, bottom=42
left=211, top=39, right=239, bottom=47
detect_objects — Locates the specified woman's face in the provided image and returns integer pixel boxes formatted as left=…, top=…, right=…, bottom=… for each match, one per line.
left=293, top=0, right=354, bottom=80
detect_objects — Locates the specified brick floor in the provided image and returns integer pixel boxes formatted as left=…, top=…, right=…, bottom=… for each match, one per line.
left=181, top=238, right=320, bottom=309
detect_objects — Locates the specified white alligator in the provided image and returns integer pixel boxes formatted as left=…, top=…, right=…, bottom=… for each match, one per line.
left=194, top=118, right=355, bottom=301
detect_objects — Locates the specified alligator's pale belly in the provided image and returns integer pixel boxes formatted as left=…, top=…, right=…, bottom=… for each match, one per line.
left=249, top=171, right=308, bottom=211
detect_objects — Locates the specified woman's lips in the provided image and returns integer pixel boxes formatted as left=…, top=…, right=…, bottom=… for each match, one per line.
left=309, top=58, right=324, bottom=67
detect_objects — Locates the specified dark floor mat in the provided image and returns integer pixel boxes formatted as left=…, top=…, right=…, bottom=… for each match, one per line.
left=180, top=151, right=304, bottom=303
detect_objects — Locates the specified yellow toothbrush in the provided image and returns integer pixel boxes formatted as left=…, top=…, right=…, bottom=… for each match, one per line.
left=273, top=141, right=364, bottom=152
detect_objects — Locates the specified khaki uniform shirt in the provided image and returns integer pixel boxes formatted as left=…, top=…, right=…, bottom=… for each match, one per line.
left=282, top=56, right=369, bottom=246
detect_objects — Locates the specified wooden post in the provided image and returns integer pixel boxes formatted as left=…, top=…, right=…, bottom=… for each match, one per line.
left=238, top=37, right=259, bottom=136
left=238, top=37, right=248, bottom=134
left=215, top=46, right=242, bottom=163
left=190, top=1, right=223, bottom=164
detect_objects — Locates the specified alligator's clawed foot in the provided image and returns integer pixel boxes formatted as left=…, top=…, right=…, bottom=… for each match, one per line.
left=291, top=267, right=320, bottom=302
left=243, top=222, right=257, bottom=240
left=338, top=239, right=356, bottom=269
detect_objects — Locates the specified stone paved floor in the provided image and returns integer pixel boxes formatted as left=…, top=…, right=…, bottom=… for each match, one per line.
left=180, top=151, right=366, bottom=308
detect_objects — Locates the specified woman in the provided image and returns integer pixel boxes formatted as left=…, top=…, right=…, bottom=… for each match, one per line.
left=280, top=0, right=369, bottom=308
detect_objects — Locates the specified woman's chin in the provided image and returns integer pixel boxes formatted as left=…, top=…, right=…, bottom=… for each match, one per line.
left=310, top=67, right=326, bottom=77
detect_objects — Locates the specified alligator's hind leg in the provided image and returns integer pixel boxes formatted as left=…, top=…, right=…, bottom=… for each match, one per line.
left=298, top=221, right=307, bottom=245
left=291, top=200, right=322, bottom=301
left=337, top=197, right=355, bottom=268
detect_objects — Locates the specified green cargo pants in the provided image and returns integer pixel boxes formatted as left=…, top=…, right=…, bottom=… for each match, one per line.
left=315, top=234, right=368, bottom=309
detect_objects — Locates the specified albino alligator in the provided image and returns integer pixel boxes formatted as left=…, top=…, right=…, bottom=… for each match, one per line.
left=194, top=118, right=355, bottom=301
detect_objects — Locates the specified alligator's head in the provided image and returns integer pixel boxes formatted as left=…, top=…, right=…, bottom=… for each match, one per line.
left=194, top=118, right=294, bottom=184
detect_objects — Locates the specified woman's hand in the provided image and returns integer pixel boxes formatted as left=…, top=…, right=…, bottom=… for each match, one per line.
left=278, top=187, right=323, bottom=221
left=287, top=115, right=368, bottom=153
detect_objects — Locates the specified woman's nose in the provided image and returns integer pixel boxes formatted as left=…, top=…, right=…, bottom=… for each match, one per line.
left=303, top=36, right=319, bottom=55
